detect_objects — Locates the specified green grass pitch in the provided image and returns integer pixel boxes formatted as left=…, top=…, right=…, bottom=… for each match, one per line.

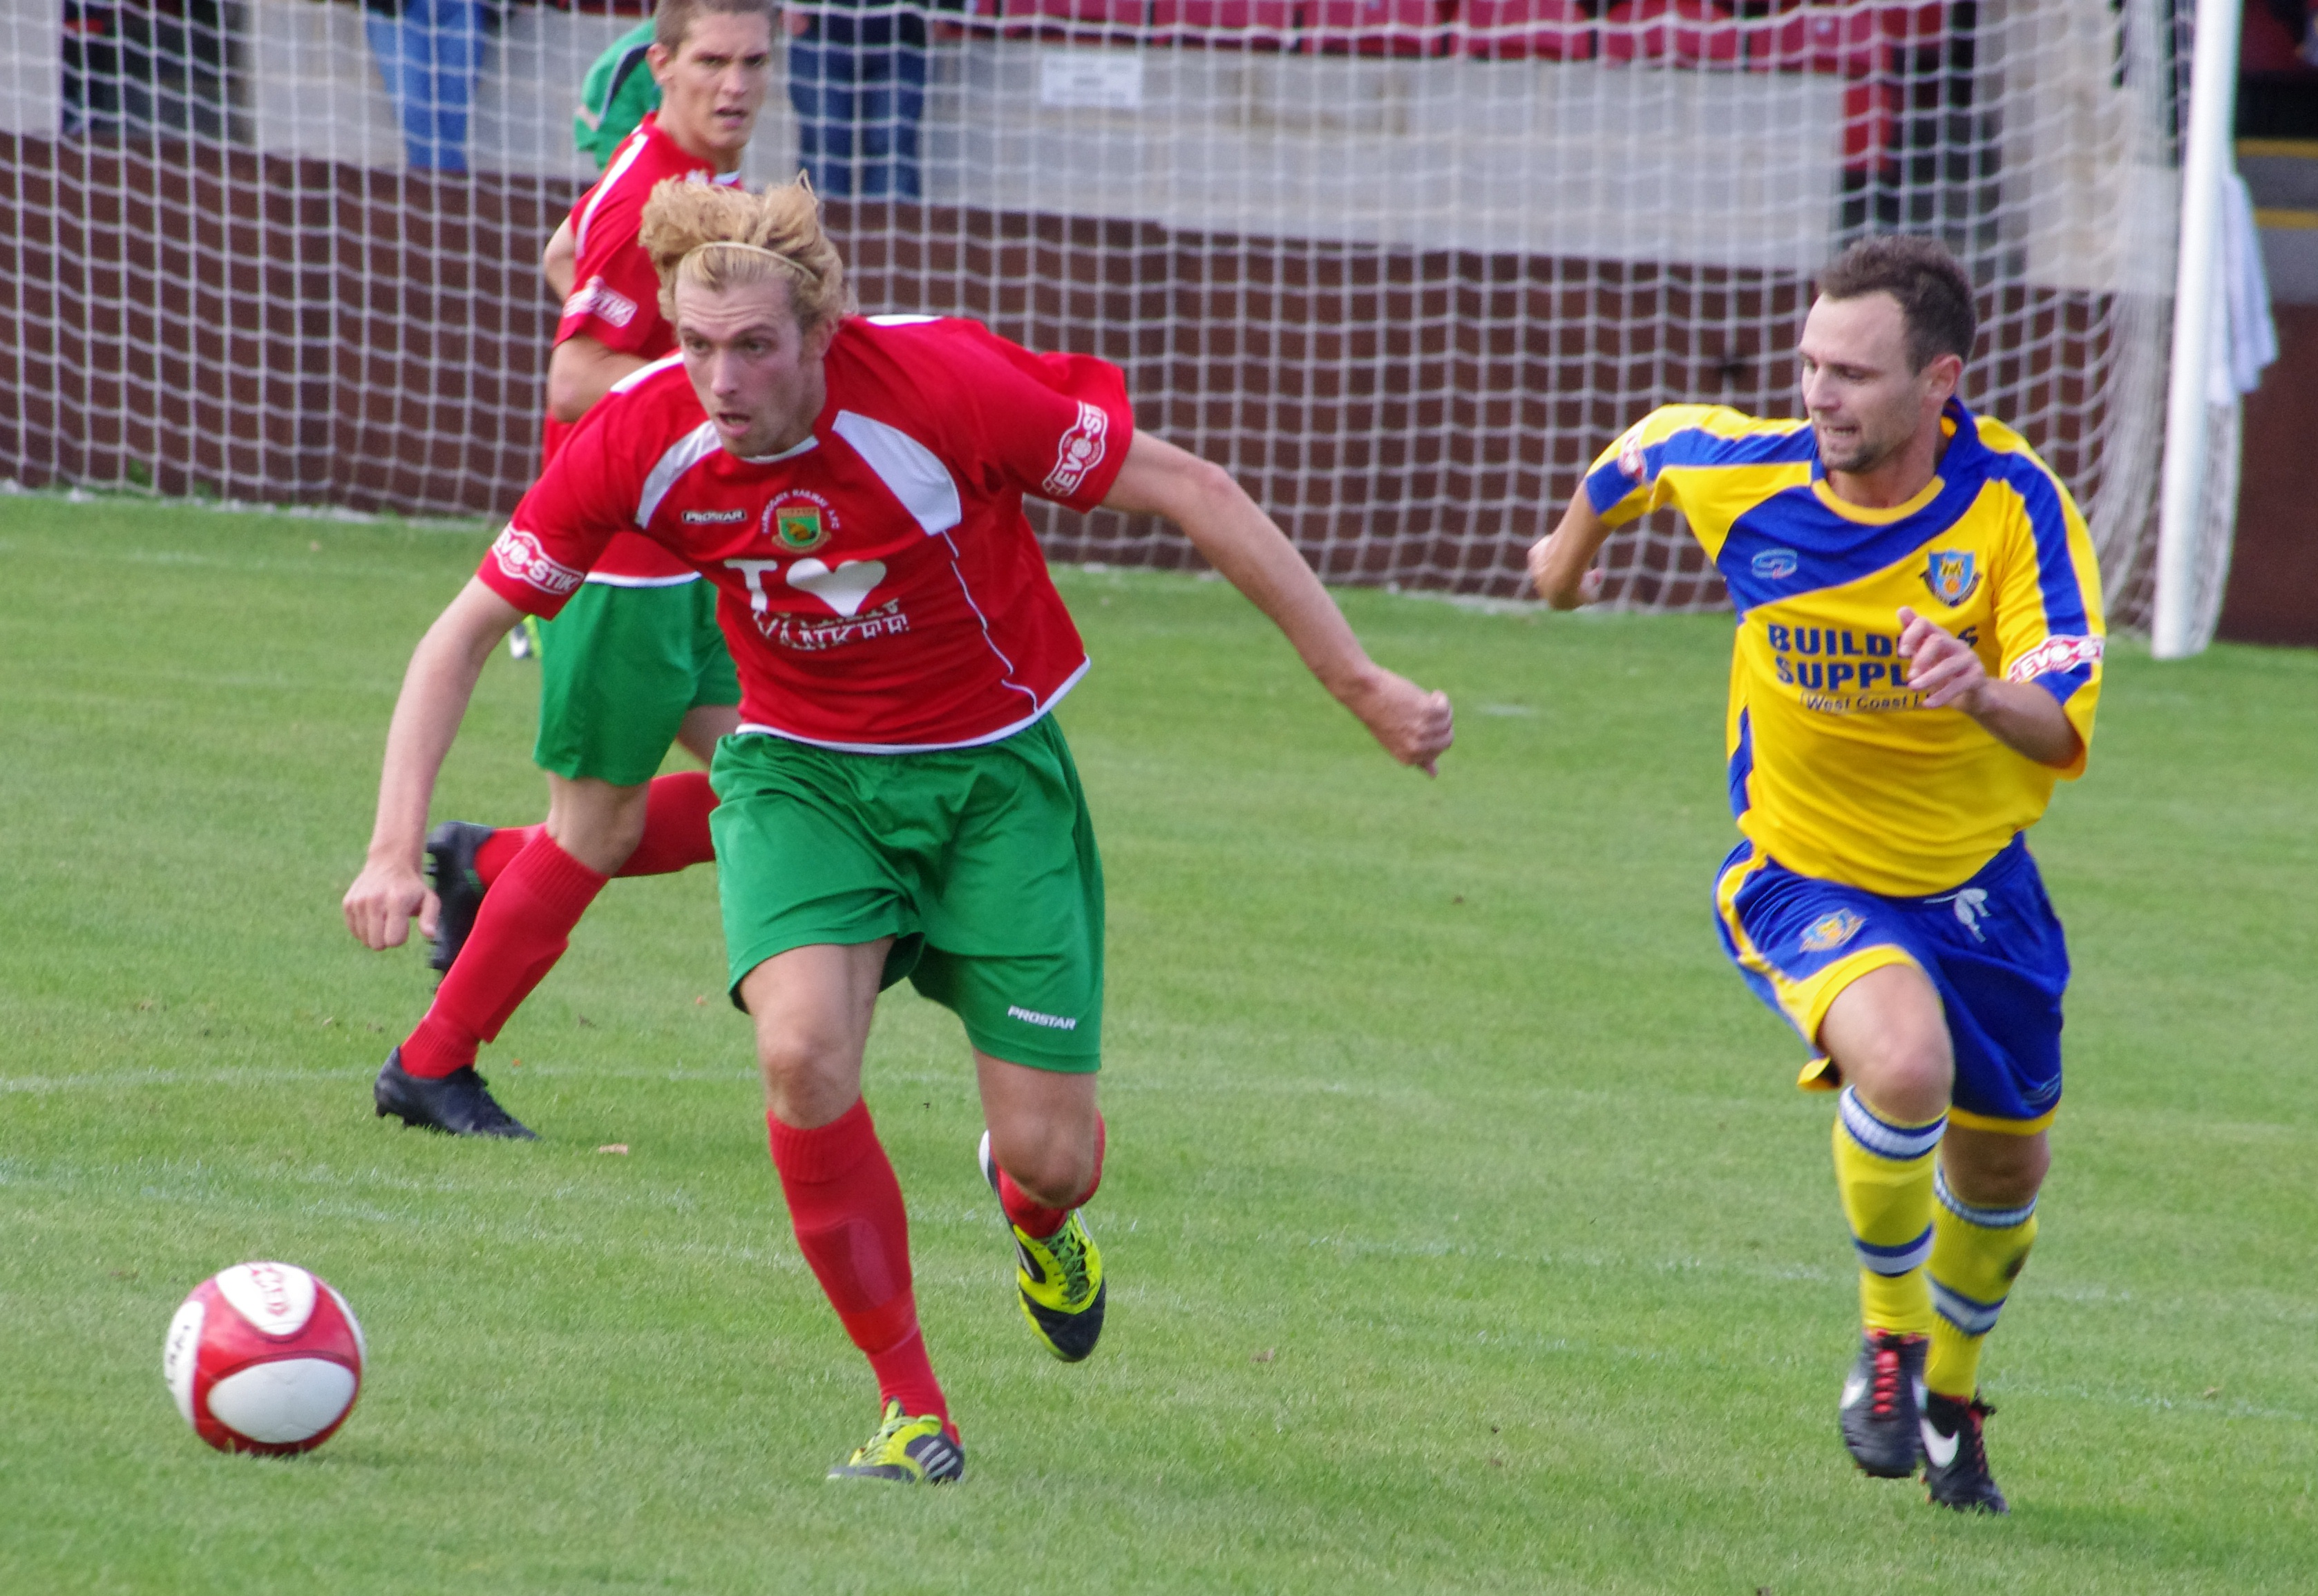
left=2, top=497, right=2312, bottom=1594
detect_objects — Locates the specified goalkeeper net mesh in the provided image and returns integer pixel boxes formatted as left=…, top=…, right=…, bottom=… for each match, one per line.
left=0, top=0, right=2192, bottom=616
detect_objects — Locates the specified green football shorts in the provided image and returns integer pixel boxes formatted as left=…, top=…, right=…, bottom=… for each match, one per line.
left=533, top=579, right=739, bottom=787
left=709, top=715, right=1104, bottom=1073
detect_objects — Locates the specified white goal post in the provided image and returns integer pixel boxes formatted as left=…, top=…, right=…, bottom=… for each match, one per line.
left=0, top=1, right=2223, bottom=631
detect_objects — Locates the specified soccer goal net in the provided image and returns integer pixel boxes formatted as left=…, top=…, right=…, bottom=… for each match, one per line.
left=0, top=1, right=2195, bottom=618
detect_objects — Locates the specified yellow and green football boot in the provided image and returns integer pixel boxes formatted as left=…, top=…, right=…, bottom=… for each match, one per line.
left=978, top=1130, right=1106, bottom=1362
left=827, top=1399, right=965, bottom=1484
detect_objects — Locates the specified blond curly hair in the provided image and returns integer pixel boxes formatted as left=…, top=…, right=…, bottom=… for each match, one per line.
left=638, top=175, right=855, bottom=340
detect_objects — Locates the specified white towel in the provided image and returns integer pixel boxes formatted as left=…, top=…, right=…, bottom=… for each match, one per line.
left=2211, top=170, right=2279, bottom=403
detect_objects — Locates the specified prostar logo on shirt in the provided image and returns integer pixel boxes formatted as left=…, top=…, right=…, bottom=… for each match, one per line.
left=1041, top=401, right=1109, bottom=498
left=491, top=527, right=585, bottom=597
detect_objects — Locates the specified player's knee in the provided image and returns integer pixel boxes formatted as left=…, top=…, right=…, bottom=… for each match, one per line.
left=753, top=1025, right=858, bottom=1123
left=1943, top=1128, right=2049, bottom=1208
left=991, top=1125, right=1096, bottom=1209
left=1844, top=1031, right=1953, bottom=1124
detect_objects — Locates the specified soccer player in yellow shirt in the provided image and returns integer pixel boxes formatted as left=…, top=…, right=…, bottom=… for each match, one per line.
left=1530, top=236, right=2105, bottom=1514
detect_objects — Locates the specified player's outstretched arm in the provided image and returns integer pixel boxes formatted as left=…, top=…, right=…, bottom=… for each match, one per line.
left=341, top=578, right=526, bottom=951
left=546, top=334, right=651, bottom=424
left=1896, top=606, right=2082, bottom=767
left=1528, top=493, right=1612, bottom=609
left=542, top=216, right=577, bottom=301
left=1101, top=430, right=1454, bottom=774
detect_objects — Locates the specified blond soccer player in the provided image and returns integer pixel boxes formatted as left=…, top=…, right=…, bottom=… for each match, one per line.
left=347, top=175, right=1454, bottom=1480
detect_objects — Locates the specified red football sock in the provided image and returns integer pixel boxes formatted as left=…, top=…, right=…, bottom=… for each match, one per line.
left=767, top=1100, right=949, bottom=1428
left=399, top=836, right=609, bottom=1079
left=995, top=1113, right=1105, bottom=1240
left=472, top=826, right=535, bottom=886
left=616, top=770, right=719, bottom=877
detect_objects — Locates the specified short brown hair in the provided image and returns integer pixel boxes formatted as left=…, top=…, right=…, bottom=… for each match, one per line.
left=1818, top=236, right=1978, bottom=372
left=653, top=0, right=776, bottom=57
left=639, top=175, right=855, bottom=340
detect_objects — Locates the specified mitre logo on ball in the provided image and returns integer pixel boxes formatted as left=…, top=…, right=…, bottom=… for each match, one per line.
left=164, top=1262, right=365, bottom=1455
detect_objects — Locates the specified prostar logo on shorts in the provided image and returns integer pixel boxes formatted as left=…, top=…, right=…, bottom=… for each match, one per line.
left=491, top=526, right=584, bottom=597
left=562, top=274, right=636, bottom=329
left=1798, top=909, right=1865, bottom=954
left=2006, top=634, right=2103, bottom=683
left=1041, top=401, right=1108, bottom=498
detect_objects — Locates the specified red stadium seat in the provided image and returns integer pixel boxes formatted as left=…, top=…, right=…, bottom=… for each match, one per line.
left=1600, top=1, right=1742, bottom=68
left=999, top=0, right=1148, bottom=41
left=2240, top=0, right=2318, bottom=75
left=1747, top=1, right=1887, bottom=77
left=1149, top=0, right=1298, bottom=48
left=1839, top=77, right=1899, bottom=171
left=1877, top=1, right=1948, bottom=55
left=938, top=0, right=1005, bottom=37
left=1456, top=0, right=1595, bottom=61
left=1302, top=0, right=1450, bottom=57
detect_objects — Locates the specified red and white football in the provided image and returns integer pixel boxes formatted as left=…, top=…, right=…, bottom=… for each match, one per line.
left=162, top=1262, right=365, bottom=1455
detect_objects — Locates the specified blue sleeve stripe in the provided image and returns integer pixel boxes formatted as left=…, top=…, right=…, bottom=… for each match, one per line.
left=1584, top=457, right=1640, bottom=516
left=2000, top=456, right=2092, bottom=639
left=1586, top=421, right=1811, bottom=517
left=2031, top=663, right=2093, bottom=707
left=1661, top=423, right=1818, bottom=471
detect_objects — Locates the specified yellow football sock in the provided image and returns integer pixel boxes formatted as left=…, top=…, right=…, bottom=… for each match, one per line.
left=1832, top=1086, right=1942, bottom=1336
left=1926, top=1165, right=2039, bottom=1398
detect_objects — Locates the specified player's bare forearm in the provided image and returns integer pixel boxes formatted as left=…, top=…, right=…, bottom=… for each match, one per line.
left=1896, top=606, right=2082, bottom=767
left=542, top=217, right=577, bottom=301
left=1528, top=494, right=1612, bottom=609
left=1101, top=430, right=1454, bottom=773
left=545, top=335, right=649, bottom=424
left=343, top=580, right=523, bottom=949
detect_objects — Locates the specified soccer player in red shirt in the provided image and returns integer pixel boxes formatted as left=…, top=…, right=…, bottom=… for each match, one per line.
left=350, top=0, right=776, bottom=1141
left=343, top=176, right=1454, bottom=1481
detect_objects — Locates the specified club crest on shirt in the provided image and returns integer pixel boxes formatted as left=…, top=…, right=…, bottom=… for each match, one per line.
left=762, top=491, right=835, bottom=553
left=1923, top=549, right=1979, bottom=607
left=1798, top=909, right=1865, bottom=954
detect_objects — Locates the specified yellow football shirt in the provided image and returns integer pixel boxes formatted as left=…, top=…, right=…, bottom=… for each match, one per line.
left=1584, top=399, right=2105, bottom=897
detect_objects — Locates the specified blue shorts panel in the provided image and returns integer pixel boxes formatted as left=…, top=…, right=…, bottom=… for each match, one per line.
left=1713, top=833, right=2070, bottom=1126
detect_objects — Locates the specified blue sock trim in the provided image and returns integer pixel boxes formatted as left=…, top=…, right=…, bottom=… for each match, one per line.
left=1930, top=1277, right=2006, bottom=1336
left=1933, top=1165, right=2037, bottom=1229
left=1854, top=1225, right=1934, bottom=1276
left=1839, top=1085, right=1946, bottom=1162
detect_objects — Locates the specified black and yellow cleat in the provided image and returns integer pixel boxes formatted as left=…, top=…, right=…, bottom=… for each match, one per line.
left=827, top=1399, right=965, bottom=1484
left=1922, top=1391, right=2009, bottom=1514
left=978, top=1130, right=1106, bottom=1362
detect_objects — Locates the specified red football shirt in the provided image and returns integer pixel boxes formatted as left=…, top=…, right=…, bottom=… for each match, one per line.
left=548, top=113, right=743, bottom=585
left=479, top=316, right=1136, bottom=751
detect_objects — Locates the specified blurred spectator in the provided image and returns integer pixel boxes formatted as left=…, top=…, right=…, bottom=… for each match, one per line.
left=576, top=18, right=660, bottom=170
left=2263, top=0, right=2318, bottom=68
left=62, top=0, right=230, bottom=140
left=363, top=0, right=502, bottom=172
left=786, top=0, right=927, bottom=200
